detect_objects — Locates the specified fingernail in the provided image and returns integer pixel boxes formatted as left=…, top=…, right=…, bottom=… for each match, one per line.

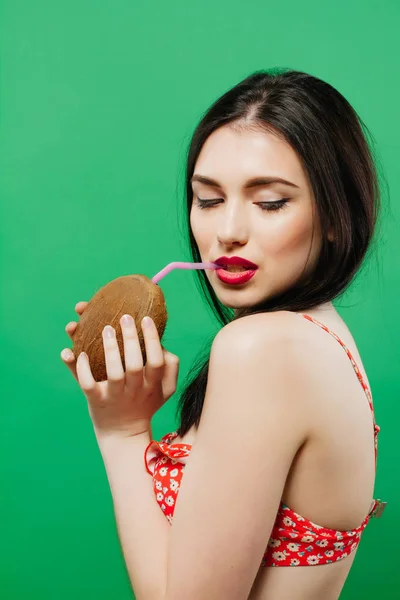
left=122, top=314, right=133, bottom=325
left=62, top=349, right=73, bottom=361
left=142, top=316, right=153, bottom=329
left=104, top=326, right=115, bottom=338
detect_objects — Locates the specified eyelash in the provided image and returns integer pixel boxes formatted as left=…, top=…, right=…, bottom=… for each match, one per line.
left=194, top=197, right=290, bottom=212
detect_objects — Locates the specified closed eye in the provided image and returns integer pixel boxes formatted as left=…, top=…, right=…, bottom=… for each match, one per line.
left=194, top=197, right=290, bottom=212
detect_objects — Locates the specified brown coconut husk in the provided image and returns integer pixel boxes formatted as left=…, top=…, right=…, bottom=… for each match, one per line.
left=72, top=274, right=167, bottom=382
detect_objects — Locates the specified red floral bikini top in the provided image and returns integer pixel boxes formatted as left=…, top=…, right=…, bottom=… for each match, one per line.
left=144, top=313, right=386, bottom=567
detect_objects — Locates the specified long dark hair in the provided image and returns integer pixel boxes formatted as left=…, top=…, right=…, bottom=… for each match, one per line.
left=175, top=67, right=385, bottom=438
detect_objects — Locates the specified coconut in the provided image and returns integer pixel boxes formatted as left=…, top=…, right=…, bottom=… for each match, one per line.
left=72, top=274, right=167, bottom=382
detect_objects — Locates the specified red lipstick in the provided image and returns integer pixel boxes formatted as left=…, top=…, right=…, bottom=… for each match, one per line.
left=214, top=256, right=258, bottom=286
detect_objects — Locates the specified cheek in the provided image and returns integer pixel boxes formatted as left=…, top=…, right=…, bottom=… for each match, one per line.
left=190, top=208, right=212, bottom=249
left=259, top=211, right=313, bottom=255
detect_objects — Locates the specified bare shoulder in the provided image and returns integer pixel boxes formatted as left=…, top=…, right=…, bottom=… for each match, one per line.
left=209, top=310, right=320, bottom=395
left=210, top=310, right=333, bottom=405
left=212, top=310, right=372, bottom=417
left=213, top=310, right=310, bottom=351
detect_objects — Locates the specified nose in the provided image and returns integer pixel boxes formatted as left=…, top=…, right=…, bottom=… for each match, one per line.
left=216, top=202, right=249, bottom=247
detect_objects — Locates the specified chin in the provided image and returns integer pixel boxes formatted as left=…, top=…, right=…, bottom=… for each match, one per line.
left=206, top=273, right=273, bottom=308
left=215, top=291, right=264, bottom=310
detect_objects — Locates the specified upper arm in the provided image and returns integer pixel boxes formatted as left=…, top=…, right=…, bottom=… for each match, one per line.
left=163, top=313, right=311, bottom=600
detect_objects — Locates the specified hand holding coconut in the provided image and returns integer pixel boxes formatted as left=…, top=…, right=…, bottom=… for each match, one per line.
left=62, top=304, right=180, bottom=440
left=60, top=261, right=219, bottom=440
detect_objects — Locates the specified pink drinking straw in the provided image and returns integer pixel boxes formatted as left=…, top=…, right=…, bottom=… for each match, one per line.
left=152, top=262, right=220, bottom=284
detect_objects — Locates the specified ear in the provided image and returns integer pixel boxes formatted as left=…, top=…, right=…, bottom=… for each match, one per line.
left=327, top=227, right=335, bottom=242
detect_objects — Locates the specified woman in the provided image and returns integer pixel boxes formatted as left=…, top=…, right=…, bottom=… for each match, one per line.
left=61, top=69, right=386, bottom=599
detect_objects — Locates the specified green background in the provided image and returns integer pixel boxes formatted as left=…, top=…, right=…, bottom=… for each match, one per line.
left=1, top=1, right=398, bottom=598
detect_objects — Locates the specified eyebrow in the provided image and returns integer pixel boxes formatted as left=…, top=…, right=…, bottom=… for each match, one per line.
left=190, top=174, right=300, bottom=189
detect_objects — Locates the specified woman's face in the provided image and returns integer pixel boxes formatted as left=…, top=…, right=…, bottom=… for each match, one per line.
left=189, top=124, right=333, bottom=309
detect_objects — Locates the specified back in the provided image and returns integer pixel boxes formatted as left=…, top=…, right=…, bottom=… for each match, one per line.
left=248, top=310, right=381, bottom=599
left=282, top=312, right=377, bottom=528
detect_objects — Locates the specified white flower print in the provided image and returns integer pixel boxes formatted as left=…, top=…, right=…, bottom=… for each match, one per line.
left=156, top=492, right=164, bottom=502
left=307, top=555, right=320, bottom=565
left=272, top=551, right=286, bottom=561
left=163, top=487, right=168, bottom=494
left=301, top=535, right=315, bottom=543
left=290, top=559, right=300, bottom=566
left=171, top=459, right=177, bottom=465
left=316, top=539, right=328, bottom=548
left=325, top=550, right=334, bottom=557
left=268, top=538, right=281, bottom=548
left=287, top=543, right=300, bottom=552
left=334, top=541, right=344, bottom=550
left=170, top=468, right=179, bottom=477
left=159, top=467, right=168, bottom=477
left=165, top=495, right=175, bottom=507
left=282, top=517, right=294, bottom=527
left=161, top=504, right=166, bottom=511
left=155, top=481, right=163, bottom=490
left=170, top=479, right=179, bottom=492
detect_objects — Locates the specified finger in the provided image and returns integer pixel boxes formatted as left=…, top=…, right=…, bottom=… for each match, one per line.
left=161, top=350, right=180, bottom=400
left=60, top=348, right=79, bottom=383
left=102, top=325, right=125, bottom=397
left=142, top=317, right=165, bottom=385
left=75, top=301, right=89, bottom=315
left=65, top=321, right=78, bottom=340
left=120, top=314, right=144, bottom=390
left=76, top=352, right=102, bottom=403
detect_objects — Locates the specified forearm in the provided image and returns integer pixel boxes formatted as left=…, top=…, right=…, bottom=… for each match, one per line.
left=97, top=430, right=170, bottom=600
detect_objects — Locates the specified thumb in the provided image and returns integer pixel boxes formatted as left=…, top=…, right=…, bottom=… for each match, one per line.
left=161, top=349, right=180, bottom=401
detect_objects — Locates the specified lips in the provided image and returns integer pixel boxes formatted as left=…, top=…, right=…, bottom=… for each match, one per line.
left=214, top=256, right=258, bottom=270
left=213, top=256, right=258, bottom=286
left=215, top=268, right=257, bottom=285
